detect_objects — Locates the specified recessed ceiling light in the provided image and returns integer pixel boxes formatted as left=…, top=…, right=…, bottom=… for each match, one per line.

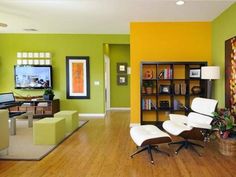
left=176, top=0, right=185, bottom=6
left=0, top=23, right=8, bottom=27
left=24, top=28, right=38, bottom=32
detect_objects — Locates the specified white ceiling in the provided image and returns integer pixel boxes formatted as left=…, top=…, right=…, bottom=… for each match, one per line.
left=0, top=0, right=235, bottom=34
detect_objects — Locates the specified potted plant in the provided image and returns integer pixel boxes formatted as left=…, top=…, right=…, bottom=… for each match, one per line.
left=143, top=80, right=154, bottom=94
left=212, top=108, right=234, bottom=139
left=43, top=88, right=55, bottom=100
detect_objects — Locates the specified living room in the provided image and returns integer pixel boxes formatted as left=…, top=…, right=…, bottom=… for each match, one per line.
left=0, top=1, right=236, bottom=177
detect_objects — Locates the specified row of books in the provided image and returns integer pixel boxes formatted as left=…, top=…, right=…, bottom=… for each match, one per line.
left=159, top=68, right=172, bottom=79
left=174, top=83, right=186, bottom=95
left=142, top=99, right=157, bottom=110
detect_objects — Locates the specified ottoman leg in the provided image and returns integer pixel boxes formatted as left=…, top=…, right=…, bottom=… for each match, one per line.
left=130, top=146, right=148, bottom=158
left=147, top=145, right=154, bottom=164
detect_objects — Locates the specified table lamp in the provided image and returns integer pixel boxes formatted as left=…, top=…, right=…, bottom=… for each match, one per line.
left=201, top=66, right=220, bottom=98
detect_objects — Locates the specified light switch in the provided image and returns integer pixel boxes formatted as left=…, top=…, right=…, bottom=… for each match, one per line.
left=127, top=67, right=131, bottom=74
left=94, top=81, right=100, bottom=86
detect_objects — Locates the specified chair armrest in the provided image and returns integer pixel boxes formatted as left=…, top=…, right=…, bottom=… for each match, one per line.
left=188, top=122, right=212, bottom=130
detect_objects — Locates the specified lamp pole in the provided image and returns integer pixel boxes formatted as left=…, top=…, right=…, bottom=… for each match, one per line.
left=206, top=79, right=212, bottom=98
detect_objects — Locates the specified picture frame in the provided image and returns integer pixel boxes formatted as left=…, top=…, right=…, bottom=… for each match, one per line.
left=66, top=56, right=90, bottom=99
left=117, top=75, right=128, bottom=85
left=189, top=68, right=201, bottom=78
left=117, top=63, right=127, bottom=74
left=159, top=85, right=171, bottom=94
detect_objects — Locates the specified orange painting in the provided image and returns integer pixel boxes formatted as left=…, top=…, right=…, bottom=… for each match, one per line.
left=72, top=63, right=84, bottom=93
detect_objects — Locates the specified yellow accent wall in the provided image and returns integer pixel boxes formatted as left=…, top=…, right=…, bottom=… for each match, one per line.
left=130, top=22, right=212, bottom=123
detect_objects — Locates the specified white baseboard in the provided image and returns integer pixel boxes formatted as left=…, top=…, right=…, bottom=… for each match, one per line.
left=129, top=123, right=141, bottom=128
left=109, top=107, right=130, bottom=111
left=79, top=113, right=105, bottom=118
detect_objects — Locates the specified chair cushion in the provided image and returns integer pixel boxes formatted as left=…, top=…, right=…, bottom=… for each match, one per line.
left=191, top=97, right=218, bottom=116
left=130, top=125, right=171, bottom=146
left=187, top=112, right=213, bottom=129
left=162, top=120, right=192, bottom=136
left=169, top=114, right=188, bottom=124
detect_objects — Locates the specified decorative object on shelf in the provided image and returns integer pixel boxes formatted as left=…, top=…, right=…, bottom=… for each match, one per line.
left=66, top=56, right=90, bottom=99
left=144, top=70, right=153, bottom=79
left=191, top=86, right=201, bottom=94
left=160, top=100, right=169, bottom=109
left=43, top=88, right=54, bottom=100
left=159, top=85, right=170, bottom=94
left=158, top=70, right=164, bottom=79
left=143, top=80, right=154, bottom=94
left=201, top=66, right=220, bottom=98
left=117, top=75, right=128, bottom=85
left=225, top=36, right=236, bottom=115
left=189, top=68, right=201, bottom=78
left=117, top=63, right=127, bottom=74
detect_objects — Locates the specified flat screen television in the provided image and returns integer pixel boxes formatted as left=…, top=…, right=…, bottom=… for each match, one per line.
left=14, top=65, right=53, bottom=89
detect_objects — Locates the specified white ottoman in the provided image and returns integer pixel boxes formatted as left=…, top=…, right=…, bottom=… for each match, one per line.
left=130, top=125, right=171, bottom=164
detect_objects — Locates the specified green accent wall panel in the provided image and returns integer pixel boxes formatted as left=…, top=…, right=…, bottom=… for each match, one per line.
left=212, top=2, right=236, bottom=107
left=109, top=44, right=130, bottom=107
left=0, top=34, right=129, bottom=113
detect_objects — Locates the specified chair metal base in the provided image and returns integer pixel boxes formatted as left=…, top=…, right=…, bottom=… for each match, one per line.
left=169, top=140, right=204, bottom=156
left=130, top=145, right=170, bottom=164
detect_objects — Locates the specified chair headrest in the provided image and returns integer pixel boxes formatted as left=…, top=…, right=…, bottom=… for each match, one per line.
left=191, top=97, right=218, bottom=116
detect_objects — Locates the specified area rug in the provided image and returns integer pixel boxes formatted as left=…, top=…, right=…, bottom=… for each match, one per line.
left=0, top=119, right=88, bottom=161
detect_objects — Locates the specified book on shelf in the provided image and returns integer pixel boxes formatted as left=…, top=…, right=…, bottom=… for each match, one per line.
left=159, top=68, right=172, bottom=79
left=142, top=99, right=157, bottom=110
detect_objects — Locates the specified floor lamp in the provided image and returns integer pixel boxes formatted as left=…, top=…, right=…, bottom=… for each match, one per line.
left=201, top=66, right=220, bottom=98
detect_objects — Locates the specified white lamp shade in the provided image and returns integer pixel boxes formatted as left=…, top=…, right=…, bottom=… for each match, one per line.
left=201, top=66, right=220, bottom=80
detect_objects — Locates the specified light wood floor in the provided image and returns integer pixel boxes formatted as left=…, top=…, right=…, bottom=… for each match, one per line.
left=0, top=111, right=236, bottom=177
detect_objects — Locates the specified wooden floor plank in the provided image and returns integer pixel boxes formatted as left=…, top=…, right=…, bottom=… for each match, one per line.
left=1, top=110, right=236, bottom=177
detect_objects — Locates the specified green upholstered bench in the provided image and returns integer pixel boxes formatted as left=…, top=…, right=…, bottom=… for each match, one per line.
left=54, top=111, right=78, bottom=133
left=33, top=117, right=65, bottom=145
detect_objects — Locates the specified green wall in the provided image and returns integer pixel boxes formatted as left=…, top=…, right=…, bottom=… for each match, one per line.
left=0, top=34, right=129, bottom=113
left=109, top=44, right=130, bottom=107
left=212, top=2, right=236, bottom=107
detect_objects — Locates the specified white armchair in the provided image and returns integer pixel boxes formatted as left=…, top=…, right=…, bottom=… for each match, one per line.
left=162, top=97, right=218, bottom=156
left=0, top=109, right=9, bottom=155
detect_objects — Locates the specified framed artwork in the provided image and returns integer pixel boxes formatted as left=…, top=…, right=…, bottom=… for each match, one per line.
left=189, top=68, right=201, bottom=78
left=117, top=63, right=127, bottom=74
left=225, top=36, right=236, bottom=114
left=117, top=75, right=128, bottom=85
left=66, top=56, right=90, bottom=99
left=159, top=85, right=171, bottom=94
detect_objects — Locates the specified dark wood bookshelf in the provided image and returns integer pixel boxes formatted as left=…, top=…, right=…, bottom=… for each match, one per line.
left=140, top=61, right=207, bottom=126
